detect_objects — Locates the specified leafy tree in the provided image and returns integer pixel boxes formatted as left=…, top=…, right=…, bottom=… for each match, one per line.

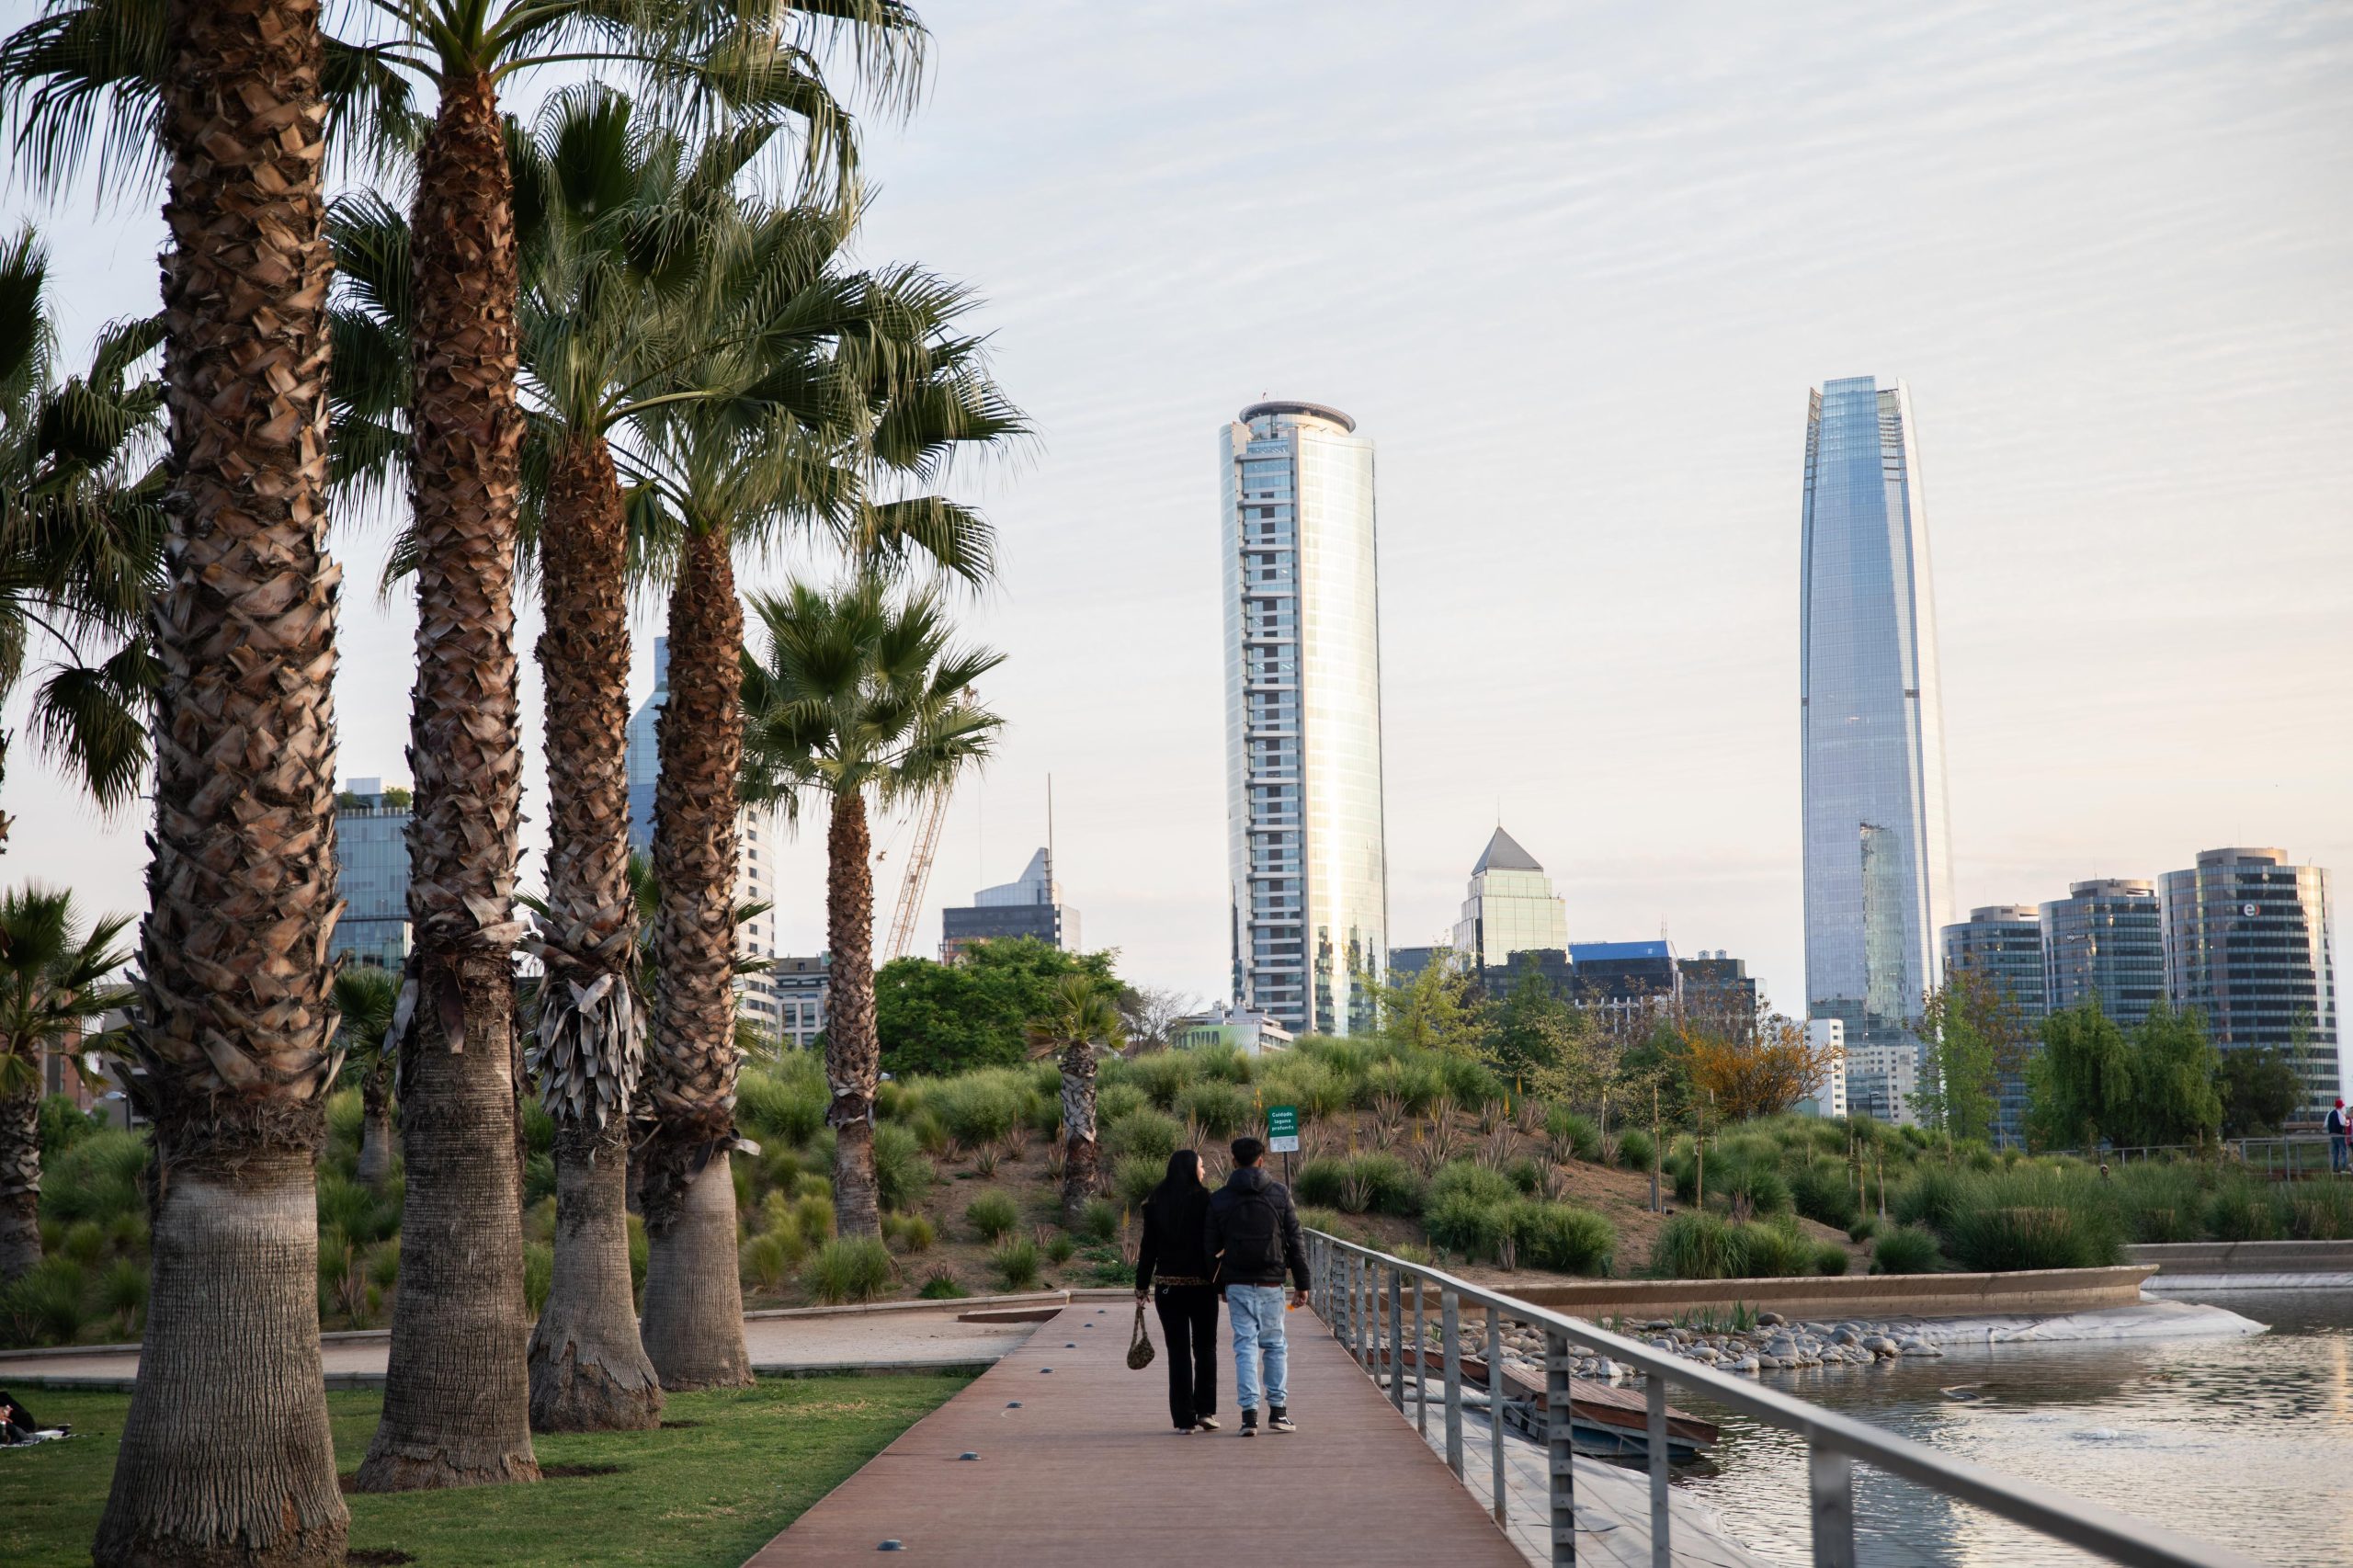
left=1914, top=970, right=2024, bottom=1144
left=1680, top=1010, right=1837, bottom=1122
left=2124, top=1003, right=2223, bottom=1148
left=877, top=941, right=1118, bottom=1076
left=2027, top=999, right=2135, bottom=1150
left=1485, top=957, right=1600, bottom=1104
left=1025, top=973, right=1127, bottom=1225
left=333, top=966, right=401, bottom=1193
left=1375, top=950, right=1487, bottom=1059
left=2220, top=1045, right=2303, bottom=1138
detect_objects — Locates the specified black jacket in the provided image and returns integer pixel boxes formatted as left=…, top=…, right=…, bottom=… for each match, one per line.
left=1135, top=1182, right=1214, bottom=1290
left=1204, top=1165, right=1310, bottom=1290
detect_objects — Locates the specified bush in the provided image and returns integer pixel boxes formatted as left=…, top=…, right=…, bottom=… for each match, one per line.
left=1104, top=1108, right=1184, bottom=1165
left=872, top=1122, right=934, bottom=1212
left=737, top=1066, right=828, bottom=1145
left=1126, top=1052, right=1199, bottom=1111
left=2287, top=1182, right=2353, bottom=1241
left=1719, top=1163, right=1793, bottom=1218
left=317, top=1172, right=395, bottom=1246
left=1545, top=1107, right=1601, bottom=1162
left=2205, top=1181, right=2284, bottom=1243
left=1789, top=1159, right=1860, bottom=1232
left=743, top=1232, right=793, bottom=1291
left=59, top=1219, right=106, bottom=1266
left=1045, top=1233, right=1077, bottom=1266
left=1731, top=1220, right=1811, bottom=1278
left=1813, top=1240, right=1851, bottom=1276
left=522, top=1098, right=554, bottom=1155
left=965, top=1190, right=1020, bottom=1242
left=1512, top=1203, right=1614, bottom=1275
left=1194, top=1043, right=1255, bottom=1085
left=1080, top=1198, right=1120, bottom=1243
left=1893, top=1165, right=1969, bottom=1237
left=1256, top=1058, right=1347, bottom=1119
left=38, top=1094, right=107, bottom=1158
left=1615, top=1129, right=1655, bottom=1172
left=4, top=1256, right=89, bottom=1343
left=1870, top=1224, right=1942, bottom=1275
left=931, top=1074, right=1022, bottom=1146
left=99, top=1256, right=149, bottom=1320
left=1112, top=1156, right=1162, bottom=1212
left=1506, top=1156, right=1542, bottom=1196
left=991, top=1237, right=1043, bottom=1291
left=1302, top=1153, right=1425, bottom=1217
left=1947, top=1203, right=2120, bottom=1272
left=523, top=1241, right=553, bottom=1315
left=793, top=1192, right=836, bottom=1244
left=1429, top=1161, right=1516, bottom=1210
left=917, top=1269, right=970, bottom=1300
left=1649, top=1211, right=1742, bottom=1280
left=1847, top=1215, right=1879, bottom=1243
left=1425, top=1191, right=1514, bottom=1259
left=1176, top=1080, right=1253, bottom=1138
left=40, top=1130, right=147, bottom=1225
left=2113, top=1165, right=2208, bottom=1244
left=883, top=1213, right=937, bottom=1254
left=803, top=1237, right=894, bottom=1304
left=1294, top=1157, right=1347, bottom=1209
left=1437, top=1055, right=1505, bottom=1109
left=1095, top=1082, right=1147, bottom=1127
left=1362, top=1054, right=1444, bottom=1111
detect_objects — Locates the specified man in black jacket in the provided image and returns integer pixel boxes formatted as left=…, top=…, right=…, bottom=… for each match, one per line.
left=1204, top=1136, right=1310, bottom=1436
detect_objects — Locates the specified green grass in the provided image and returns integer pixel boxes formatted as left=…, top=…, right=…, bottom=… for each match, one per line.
left=0, top=1376, right=970, bottom=1568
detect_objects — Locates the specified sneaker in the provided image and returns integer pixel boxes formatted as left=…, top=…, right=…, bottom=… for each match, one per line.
left=1239, top=1410, right=1259, bottom=1437
left=1268, top=1409, right=1297, bottom=1434
left=1173, top=1425, right=1194, bottom=1434
left=1195, top=1415, right=1221, bottom=1432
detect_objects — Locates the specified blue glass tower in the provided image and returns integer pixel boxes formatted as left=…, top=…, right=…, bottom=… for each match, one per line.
left=1801, top=377, right=1955, bottom=1046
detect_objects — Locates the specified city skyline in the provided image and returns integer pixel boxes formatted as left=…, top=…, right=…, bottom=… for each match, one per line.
left=4, top=2, right=2346, bottom=1018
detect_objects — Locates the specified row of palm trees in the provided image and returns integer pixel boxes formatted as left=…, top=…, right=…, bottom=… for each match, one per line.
left=0, top=3, right=1025, bottom=1562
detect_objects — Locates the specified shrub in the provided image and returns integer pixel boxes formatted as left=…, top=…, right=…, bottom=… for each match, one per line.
left=524, top=1152, right=556, bottom=1207
left=59, top=1219, right=106, bottom=1267
left=1429, top=1160, right=1516, bottom=1210
left=317, top=1172, right=395, bottom=1246
left=803, top=1237, right=894, bottom=1304
left=965, top=1190, right=1020, bottom=1242
left=1893, top=1165, right=1969, bottom=1237
left=2114, top=1165, right=2208, bottom=1244
left=523, top=1241, right=553, bottom=1315
left=5, top=1256, right=89, bottom=1343
left=1720, top=1163, right=1793, bottom=1218
left=1095, top=1083, right=1148, bottom=1127
left=932, top=1074, right=1022, bottom=1146
left=1437, top=1055, right=1505, bottom=1109
left=1947, top=1203, right=2120, bottom=1272
left=743, top=1232, right=793, bottom=1291
left=1176, top=1080, right=1252, bottom=1138
left=1870, top=1224, right=1942, bottom=1275
left=1045, top=1233, right=1077, bottom=1266
left=1615, top=1129, right=1655, bottom=1172
left=793, top=1192, right=837, bottom=1245
left=99, top=1256, right=148, bottom=1321
left=2288, top=1182, right=2353, bottom=1241
left=1789, top=1159, right=1860, bottom=1231
left=1667, top=1153, right=1700, bottom=1205
left=521, top=1097, right=554, bottom=1155
left=1506, top=1156, right=1542, bottom=1195
left=1731, top=1220, right=1811, bottom=1278
left=1424, top=1191, right=1513, bottom=1259
left=884, top=1213, right=937, bottom=1254
left=1545, top=1107, right=1601, bottom=1162
left=628, top=1213, right=648, bottom=1297
left=1362, top=1054, right=1444, bottom=1111
left=1126, top=1051, right=1199, bottom=1111
left=794, top=1171, right=834, bottom=1201
left=369, top=1240, right=402, bottom=1290
left=1256, top=1058, right=1347, bottom=1119
left=1105, top=1108, right=1184, bottom=1165
left=917, top=1269, right=970, bottom=1300
left=1195, top=1043, right=1255, bottom=1085
left=1512, top=1203, right=1614, bottom=1275
left=40, top=1130, right=147, bottom=1225
left=1813, top=1240, right=1851, bottom=1276
left=325, top=1088, right=365, bottom=1150
left=1079, top=1198, right=1120, bottom=1242
left=736, top=1067, right=827, bottom=1145
left=1847, top=1215, right=1879, bottom=1243
left=1294, top=1158, right=1347, bottom=1209
left=991, top=1237, right=1043, bottom=1291
left=2205, top=1181, right=2285, bottom=1243
left=1112, top=1156, right=1163, bottom=1212
left=37, top=1094, right=106, bottom=1158
left=1649, top=1211, right=1742, bottom=1280
left=872, top=1122, right=934, bottom=1212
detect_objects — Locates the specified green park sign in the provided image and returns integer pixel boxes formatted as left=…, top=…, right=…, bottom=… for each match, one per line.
left=1266, top=1104, right=1301, bottom=1153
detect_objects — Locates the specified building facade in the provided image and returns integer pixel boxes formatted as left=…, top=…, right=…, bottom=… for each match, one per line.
left=940, top=847, right=1080, bottom=962
left=626, top=636, right=785, bottom=1032
left=1172, top=1004, right=1294, bottom=1056
left=769, top=956, right=830, bottom=1051
left=1221, top=400, right=1388, bottom=1037
left=1801, top=1017, right=1848, bottom=1119
left=1566, top=939, right=1681, bottom=1011
left=1678, top=951, right=1758, bottom=1027
left=2040, top=878, right=2164, bottom=1026
left=1940, top=903, right=2048, bottom=1146
left=1450, top=826, right=1567, bottom=971
left=333, top=776, right=412, bottom=970
left=2160, top=847, right=2340, bottom=1109
left=1845, top=1038, right=1920, bottom=1125
left=1800, top=376, right=1955, bottom=1055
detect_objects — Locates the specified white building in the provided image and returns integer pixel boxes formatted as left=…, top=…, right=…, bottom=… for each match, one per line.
left=1172, top=1004, right=1293, bottom=1056
left=1799, top=1017, right=1847, bottom=1119
left=1844, top=1038, right=1920, bottom=1127
left=1450, top=826, right=1568, bottom=971
left=1221, top=400, right=1388, bottom=1038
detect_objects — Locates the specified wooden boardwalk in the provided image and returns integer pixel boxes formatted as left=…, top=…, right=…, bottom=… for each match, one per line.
left=745, top=1301, right=1529, bottom=1567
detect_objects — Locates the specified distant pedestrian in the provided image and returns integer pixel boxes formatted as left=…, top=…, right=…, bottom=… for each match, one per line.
left=2328, top=1098, right=2348, bottom=1175
left=1136, top=1149, right=1222, bottom=1433
left=1205, top=1135, right=1310, bottom=1437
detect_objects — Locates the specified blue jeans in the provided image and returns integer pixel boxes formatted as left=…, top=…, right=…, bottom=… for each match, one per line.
left=2333, top=1135, right=2348, bottom=1174
left=1228, top=1284, right=1290, bottom=1412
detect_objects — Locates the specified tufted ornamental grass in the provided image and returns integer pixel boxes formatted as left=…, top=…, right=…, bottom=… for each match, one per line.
left=1176, top=1079, right=1253, bottom=1138
left=1111, top=1155, right=1163, bottom=1211
left=871, top=1121, right=934, bottom=1212
left=1648, top=1212, right=1743, bottom=1280
left=1298, top=1153, right=1424, bottom=1217
left=1080, top=1197, right=1120, bottom=1243
left=802, top=1237, right=894, bottom=1304
left=990, top=1236, right=1043, bottom=1291
left=1614, top=1128, right=1655, bottom=1172
left=1788, top=1158, right=1860, bottom=1232
left=1104, top=1107, right=1184, bottom=1165
left=1870, top=1223, right=1943, bottom=1275
left=1544, top=1106, right=1601, bottom=1162
left=735, top=1062, right=828, bottom=1146
left=1511, top=1203, right=1614, bottom=1276
left=1121, top=1051, right=1200, bottom=1111
left=964, top=1190, right=1020, bottom=1243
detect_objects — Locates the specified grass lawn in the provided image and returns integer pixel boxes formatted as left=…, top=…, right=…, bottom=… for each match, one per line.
left=0, top=1373, right=971, bottom=1567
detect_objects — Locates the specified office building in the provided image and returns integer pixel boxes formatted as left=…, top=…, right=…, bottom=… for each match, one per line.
left=770, top=956, right=830, bottom=1050
left=1800, top=376, right=1955, bottom=1053
left=1678, top=951, right=1758, bottom=1027
left=1567, top=940, right=1682, bottom=1011
left=1450, top=826, right=1567, bottom=971
left=940, top=847, right=1080, bottom=961
left=1940, top=904, right=2048, bottom=1147
left=1172, top=1004, right=1293, bottom=1056
left=1845, top=1038, right=1920, bottom=1126
left=2160, top=847, right=2340, bottom=1109
left=1386, top=947, right=1440, bottom=983
left=1221, top=399, right=1388, bottom=1036
left=334, top=777, right=412, bottom=970
left=625, top=637, right=784, bottom=1030
left=2040, top=879, right=2164, bottom=1026
left=1801, top=1017, right=1847, bottom=1119
left=1477, top=947, right=1575, bottom=1001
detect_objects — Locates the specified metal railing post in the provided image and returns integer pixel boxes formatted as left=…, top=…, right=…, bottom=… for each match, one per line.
left=1487, top=1306, right=1506, bottom=1527
left=1344, top=1254, right=1359, bottom=1360
left=1414, top=1271, right=1428, bottom=1435
left=1441, top=1288, right=1464, bottom=1479
left=1645, top=1375, right=1671, bottom=1568
left=1809, top=1443, right=1857, bottom=1568
left=1546, top=1326, right=1575, bottom=1567
left=1387, top=1264, right=1404, bottom=1411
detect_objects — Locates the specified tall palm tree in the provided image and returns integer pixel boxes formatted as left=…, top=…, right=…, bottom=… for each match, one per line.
left=0, top=884, right=132, bottom=1286
left=1025, top=974, right=1127, bottom=1227
left=85, top=5, right=352, bottom=1563
left=740, top=577, right=1004, bottom=1237
left=333, top=965, right=401, bottom=1191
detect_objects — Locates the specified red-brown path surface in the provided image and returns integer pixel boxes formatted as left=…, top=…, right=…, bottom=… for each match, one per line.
left=745, top=1302, right=1529, bottom=1566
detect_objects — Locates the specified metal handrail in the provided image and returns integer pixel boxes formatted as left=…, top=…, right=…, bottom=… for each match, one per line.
left=1304, top=1229, right=2259, bottom=1568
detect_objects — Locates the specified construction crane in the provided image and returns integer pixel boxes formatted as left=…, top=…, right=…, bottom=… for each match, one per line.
left=883, top=787, right=952, bottom=961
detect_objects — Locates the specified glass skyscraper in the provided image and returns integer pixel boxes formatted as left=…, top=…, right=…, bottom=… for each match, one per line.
left=333, top=776, right=412, bottom=970
left=1800, top=376, right=1955, bottom=1049
left=1221, top=400, right=1387, bottom=1037
left=2160, top=846, right=2340, bottom=1109
left=2040, top=878, right=2165, bottom=1025
left=1451, top=826, right=1567, bottom=971
left=1941, top=904, right=2048, bottom=1147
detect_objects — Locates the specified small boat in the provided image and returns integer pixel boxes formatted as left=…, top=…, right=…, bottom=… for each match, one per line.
left=1381, top=1349, right=1718, bottom=1460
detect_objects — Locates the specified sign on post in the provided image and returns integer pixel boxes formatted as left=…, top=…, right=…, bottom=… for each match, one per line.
left=1267, top=1105, right=1301, bottom=1153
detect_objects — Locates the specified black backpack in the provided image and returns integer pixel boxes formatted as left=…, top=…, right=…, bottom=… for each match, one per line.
left=1217, top=1181, right=1287, bottom=1278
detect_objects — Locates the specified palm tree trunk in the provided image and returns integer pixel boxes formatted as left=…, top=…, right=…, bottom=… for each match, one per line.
left=825, top=789, right=882, bottom=1239
left=357, top=1057, right=393, bottom=1191
left=642, top=526, right=750, bottom=1389
left=0, top=1067, right=40, bottom=1285
left=1059, top=1044, right=1099, bottom=1228
left=527, top=435, right=660, bottom=1429
left=95, top=3, right=347, bottom=1559
left=358, top=62, right=537, bottom=1493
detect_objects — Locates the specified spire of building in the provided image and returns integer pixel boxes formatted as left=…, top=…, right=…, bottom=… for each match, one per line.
left=1471, top=824, right=1541, bottom=875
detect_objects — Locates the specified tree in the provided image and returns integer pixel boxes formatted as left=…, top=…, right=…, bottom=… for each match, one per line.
left=85, top=5, right=350, bottom=1561
left=1681, top=1009, right=1838, bottom=1122
left=2221, top=1045, right=2303, bottom=1138
left=742, top=576, right=1005, bottom=1244
left=1026, top=973, right=1127, bottom=1225
left=0, top=885, right=131, bottom=1285
left=334, top=965, right=401, bottom=1192
left=2026, top=998, right=2135, bottom=1150
left=1484, top=957, right=1601, bottom=1105
left=1116, top=983, right=1199, bottom=1051
left=875, top=941, right=1118, bottom=1076
left=1376, top=951, right=1486, bottom=1059
left=1914, top=970, right=2025, bottom=1144
left=2124, top=1003, right=2223, bottom=1148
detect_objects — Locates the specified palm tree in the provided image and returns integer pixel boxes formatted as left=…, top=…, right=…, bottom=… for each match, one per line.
left=741, top=577, right=1004, bottom=1238
left=85, top=5, right=352, bottom=1563
left=334, top=966, right=402, bottom=1192
left=1025, top=974, right=1128, bottom=1227
left=0, top=224, right=166, bottom=849
left=0, top=884, right=132, bottom=1286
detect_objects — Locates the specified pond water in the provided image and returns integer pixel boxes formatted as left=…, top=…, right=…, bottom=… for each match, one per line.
left=1665, top=1290, right=2353, bottom=1567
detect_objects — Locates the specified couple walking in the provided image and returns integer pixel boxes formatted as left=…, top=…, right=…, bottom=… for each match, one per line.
left=1134, top=1136, right=1311, bottom=1437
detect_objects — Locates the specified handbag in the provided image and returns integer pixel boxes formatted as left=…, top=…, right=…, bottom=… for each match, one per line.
left=1126, top=1300, right=1155, bottom=1370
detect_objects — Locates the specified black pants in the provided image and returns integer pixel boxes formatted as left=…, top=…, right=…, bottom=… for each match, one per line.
left=1153, top=1284, right=1220, bottom=1429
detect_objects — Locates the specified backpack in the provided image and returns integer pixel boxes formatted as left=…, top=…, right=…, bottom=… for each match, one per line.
left=1217, top=1179, right=1288, bottom=1278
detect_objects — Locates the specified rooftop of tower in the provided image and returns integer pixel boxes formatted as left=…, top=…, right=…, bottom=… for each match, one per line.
left=1240, top=399, right=1356, bottom=432
left=1472, top=824, right=1542, bottom=875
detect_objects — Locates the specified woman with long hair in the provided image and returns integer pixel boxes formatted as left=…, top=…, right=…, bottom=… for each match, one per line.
left=1134, top=1148, right=1221, bottom=1432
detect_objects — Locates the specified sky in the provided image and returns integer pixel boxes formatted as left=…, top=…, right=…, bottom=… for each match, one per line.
left=5, top=0, right=2349, bottom=1021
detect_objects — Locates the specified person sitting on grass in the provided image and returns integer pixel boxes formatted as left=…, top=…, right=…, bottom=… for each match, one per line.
left=1204, top=1136, right=1310, bottom=1437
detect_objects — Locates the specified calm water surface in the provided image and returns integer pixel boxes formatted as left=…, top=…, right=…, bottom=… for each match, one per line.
left=1665, top=1290, right=2353, bottom=1567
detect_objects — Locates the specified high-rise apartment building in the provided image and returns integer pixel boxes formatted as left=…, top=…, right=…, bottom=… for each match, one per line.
left=333, top=777, right=412, bottom=970
left=770, top=956, right=830, bottom=1051
left=940, top=848, right=1080, bottom=962
left=1450, top=826, right=1566, bottom=971
left=1800, top=376, right=1955, bottom=1052
left=2040, top=879, right=2164, bottom=1025
left=1940, top=904, right=2048, bottom=1146
left=625, top=636, right=785, bottom=1032
left=1221, top=400, right=1387, bottom=1036
left=2160, top=847, right=2340, bottom=1109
